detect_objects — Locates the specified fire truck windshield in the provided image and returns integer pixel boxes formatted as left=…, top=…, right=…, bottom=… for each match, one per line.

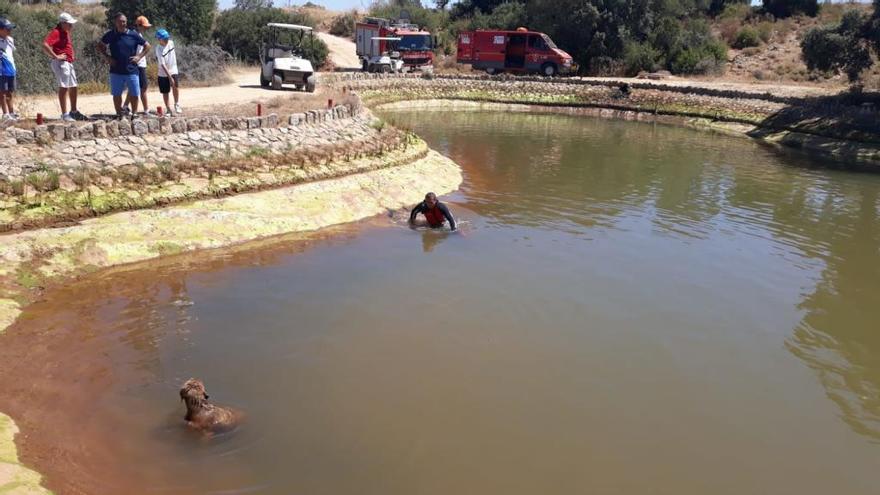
left=398, top=34, right=432, bottom=51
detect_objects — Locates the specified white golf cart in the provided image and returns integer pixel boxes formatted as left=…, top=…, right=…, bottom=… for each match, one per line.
left=260, top=23, right=317, bottom=92
left=364, top=37, right=405, bottom=74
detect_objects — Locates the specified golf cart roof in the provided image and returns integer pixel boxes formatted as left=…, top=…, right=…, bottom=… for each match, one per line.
left=372, top=37, right=402, bottom=41
left=267, top=23, right=313, bottom=32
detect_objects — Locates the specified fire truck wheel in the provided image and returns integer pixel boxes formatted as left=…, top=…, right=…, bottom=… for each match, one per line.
left=362, top=59, right=369, bottom=72
left=542, top=63, right=558, bottom=77
left=485, top=67, right=500, bottom=75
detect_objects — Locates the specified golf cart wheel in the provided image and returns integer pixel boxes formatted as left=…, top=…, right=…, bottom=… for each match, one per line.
left=381, top=65, right=391, bottom=74
left=271, top=74, right=283, bottom=90
left=542, top=63, right=558, bottom=77
left=305, top=75, right=316, bottom=93
left=260, top=73, right=270, bottom=88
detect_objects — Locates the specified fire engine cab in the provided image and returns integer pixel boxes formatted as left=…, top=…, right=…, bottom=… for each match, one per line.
left=457, top=28, right=575, bottom=76
left=356, top=17, right=436, bottom=72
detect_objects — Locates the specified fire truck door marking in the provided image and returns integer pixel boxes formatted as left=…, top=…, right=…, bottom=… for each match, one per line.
left=493, top=36, right=505, bottom=45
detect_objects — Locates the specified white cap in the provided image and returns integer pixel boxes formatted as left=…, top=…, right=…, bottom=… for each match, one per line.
left=59, top=13, right=77, bottom=24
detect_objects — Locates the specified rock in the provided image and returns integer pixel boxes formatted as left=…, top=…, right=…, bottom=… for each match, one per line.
left=146, top=118, right=160, bottom=133
left=93, top=121, right=108, bottom=138
left=58, top=174, right=78, bottom=192
left=221, top=118, right=238, bottom=130
left=33, top=125, right=52, bottom=145
left=105, top=120, right=120, bottom=138
left=64, top=125, right=79, bottom=140
left=117, top=120, right=132, bottom=136
left=170, top=118, right=187, bottom=133
left=109, top=155, right=135, bottom=167
left=159, top=117, right=172, bottom=134
left=81, top=146, right=97, bottom=156
left=132, top=119, right=149, bottom=136
left=186, top=118, right=202, bottom=131
left=187, top=131, right=203, bottom=141
left=289, top=113, right=305, bottom=126
left=247, top=117, right=261, bottom=129
left=48, top=124, right=67, bottom=141
left=205, top=116, right=222, bottom=130
left=13, top=128, right=35, bottom=144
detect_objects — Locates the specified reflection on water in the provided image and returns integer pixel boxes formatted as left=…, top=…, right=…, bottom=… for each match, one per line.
left=1, top=111, right=880, bottom=494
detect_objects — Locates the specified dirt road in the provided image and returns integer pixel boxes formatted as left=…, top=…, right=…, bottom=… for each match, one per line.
left=318, top=32, right=360, bottom=70
left=24, top=33, right=359, bottom=118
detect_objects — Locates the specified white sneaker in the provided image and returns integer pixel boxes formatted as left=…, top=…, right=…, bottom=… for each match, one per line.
left=1, top=114, right=12, bottom=121
left=61, top=113, right=75, bottom=122
left=174, top=103, right=183, bottom=115
left=9, top=112, right=19, bottom=120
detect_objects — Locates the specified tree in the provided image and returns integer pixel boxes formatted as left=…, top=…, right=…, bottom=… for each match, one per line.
left=801, top=6, right=877, bottom=81
left=762, top=0, right=818, bottom=19
left=235, top=0, right=273, bottom=9
left=102, top=0, right=217, bottom=43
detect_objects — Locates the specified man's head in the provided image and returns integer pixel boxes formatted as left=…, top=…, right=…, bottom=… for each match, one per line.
left=58, top=12, right=76, bottom=32
left=113, top=12, right=127, bottom=32
left=425, top=192, right=438, bottom=208
left=0, top=18, right=14, bottom=38
left=134, top=16, right=151, bottom=33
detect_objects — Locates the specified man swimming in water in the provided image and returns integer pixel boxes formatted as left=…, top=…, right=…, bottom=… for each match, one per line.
left=409, top=192, right=456, bottom=231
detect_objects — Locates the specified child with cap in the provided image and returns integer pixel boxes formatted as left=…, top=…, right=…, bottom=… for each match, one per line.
left=0, top=17, right=18, bottom=121
left=123, top=15, right=153, bottom=116
left=155, top=28, right=182, bottom=116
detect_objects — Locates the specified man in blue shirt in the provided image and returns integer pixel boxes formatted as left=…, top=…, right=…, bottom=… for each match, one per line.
left=98, top=12, right=150, bottom=117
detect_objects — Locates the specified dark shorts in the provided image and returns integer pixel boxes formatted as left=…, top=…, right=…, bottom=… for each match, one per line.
left=138, top=67, right=148, bottom=91
left=158, top=74, right=179, bottom=94
left=0, top=75, right=15, bottom=92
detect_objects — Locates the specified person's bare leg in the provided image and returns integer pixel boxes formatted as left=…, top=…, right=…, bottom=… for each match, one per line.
left=58, top=88, right=68, bottom=115
left=140, top=91, right=148, bottom=114
left=0, top=91, right=9, bottom=115
left=172, top=86, right=179, bottom=107
left=6, top=92, right=13, bottom=115
left=129, top=93, right=139, bottom=114
left=113, top=95, right=123, bottom=115
left=69, top=87, right=78, bottom=113
left=162, top=92, right=171, bottom=112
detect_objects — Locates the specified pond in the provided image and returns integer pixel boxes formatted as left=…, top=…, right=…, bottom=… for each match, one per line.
left=1, top=110, right=879, bottom=495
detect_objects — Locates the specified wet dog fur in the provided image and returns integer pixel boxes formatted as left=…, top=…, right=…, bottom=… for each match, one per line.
left=179, top=378, right=242, bottom=434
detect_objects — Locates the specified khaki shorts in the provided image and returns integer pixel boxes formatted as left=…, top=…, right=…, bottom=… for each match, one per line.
left=50, top=60, right=78, bottom=89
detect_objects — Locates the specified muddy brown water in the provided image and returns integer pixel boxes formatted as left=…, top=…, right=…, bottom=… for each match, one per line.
left=1, top=110, right=879, bottom=495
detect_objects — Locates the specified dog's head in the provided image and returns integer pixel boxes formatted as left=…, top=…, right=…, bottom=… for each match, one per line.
left=180, top=378, right=209, bottom=410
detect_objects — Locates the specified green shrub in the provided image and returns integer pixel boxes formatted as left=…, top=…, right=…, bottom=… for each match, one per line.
left=733, top=26, right=761, bottom=48
left=328, top=9, right=357, bottom=39
left=756, top=21, right=774, bottom=44
left=671, top=40, right=727, bottom=75
left=102, top=0, right=216, bottom=44
left=213, top=7, right=327, bottom=68
left=623, top=42, right=660, bottom=76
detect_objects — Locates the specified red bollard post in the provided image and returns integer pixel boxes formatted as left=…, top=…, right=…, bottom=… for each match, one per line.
left=36, top=113, right=44, bottom=125
left=157, top=106, right=164, bottom=117
left=328, top=99, right=333, bottom=109
left=257, top=103, right=262, bottom=117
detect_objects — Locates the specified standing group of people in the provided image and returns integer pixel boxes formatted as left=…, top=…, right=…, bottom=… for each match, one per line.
left=0, top=11, right=182, bottom=123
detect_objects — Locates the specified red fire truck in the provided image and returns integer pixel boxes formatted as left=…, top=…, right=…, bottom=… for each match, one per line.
left=457, top=28, right=575, bottom=76
left=355, top=17, right=435, bottom=72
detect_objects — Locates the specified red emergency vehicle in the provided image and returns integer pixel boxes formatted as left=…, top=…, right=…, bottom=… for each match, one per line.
left=457, top=28, right=575, bottom=76
left=355, top=17, right=435, bottom=71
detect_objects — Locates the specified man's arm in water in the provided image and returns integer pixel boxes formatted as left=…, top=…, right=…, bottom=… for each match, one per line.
left=439, top=203, right=457, bottom=231
left=409, top=202, right=425, bottom=224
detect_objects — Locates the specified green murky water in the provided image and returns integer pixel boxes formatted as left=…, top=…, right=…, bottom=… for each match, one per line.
left=1, top=110, right=878, bottom=494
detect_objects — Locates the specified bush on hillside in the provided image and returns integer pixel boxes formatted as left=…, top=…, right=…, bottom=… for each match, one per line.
left=328, top=9, right=357, bottom=39
left=177, top=44, right=230, bottom=83
left=213, top=8, right=327, bottom=68
left=733, top=26, right=761, bottom=48
left=102, top=0, right=216, bottom=44
left=801, top=9, right=873, bottom=81
left=623, top=41, right=660, bottom=75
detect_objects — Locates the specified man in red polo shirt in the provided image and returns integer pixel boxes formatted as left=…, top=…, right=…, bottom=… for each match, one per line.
left=42, top=12, right=85, bottom=121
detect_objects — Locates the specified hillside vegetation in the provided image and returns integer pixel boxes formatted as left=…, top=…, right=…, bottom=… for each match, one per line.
left=356, top=0, right=878, bottom=88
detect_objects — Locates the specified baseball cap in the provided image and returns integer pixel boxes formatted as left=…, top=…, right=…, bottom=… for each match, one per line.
left=135, top=16, right=152, bottom=28
left=156, top=29, right=170, bottom=40
left=58, top=12, right=77, bottom=24
left=0, top=18, right=15, bottom=30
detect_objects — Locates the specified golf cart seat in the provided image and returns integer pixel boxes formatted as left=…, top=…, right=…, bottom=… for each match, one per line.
left=267, top=47, right=293, bottom=59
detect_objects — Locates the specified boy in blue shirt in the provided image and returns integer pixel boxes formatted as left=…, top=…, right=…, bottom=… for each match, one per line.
left=0, top=17, right=17, bottom=121
left=98, top=12, right=151, bottom=117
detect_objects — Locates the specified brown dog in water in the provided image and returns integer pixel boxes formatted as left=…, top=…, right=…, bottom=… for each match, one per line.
left=179, top=378, right=242, bottom=434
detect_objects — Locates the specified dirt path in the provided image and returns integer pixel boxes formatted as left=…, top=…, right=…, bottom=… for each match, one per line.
left=318, top=32, right=360, bottom=70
